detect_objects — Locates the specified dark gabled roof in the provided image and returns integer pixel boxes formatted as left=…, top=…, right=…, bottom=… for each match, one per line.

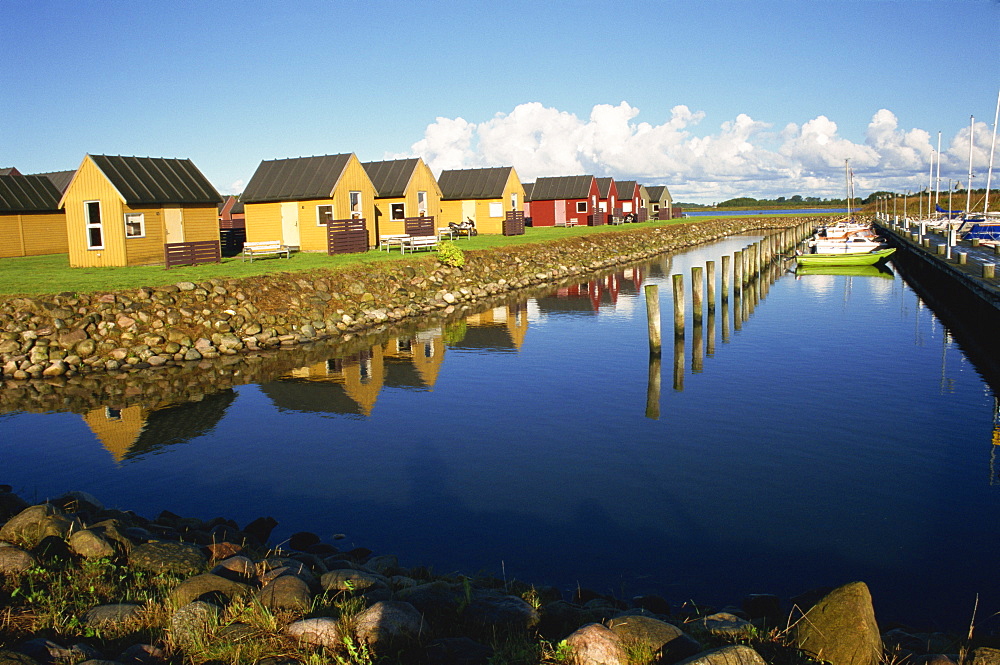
left=522, top=182, right=534, bottom=201
left=646, top=185, right=672, bottom=201
left=88, top=155, right=221, bottom=205
left=241, top=154, right=353, bottom=203
left=596, top=177, right=616, bottom=199
left=0, top=167, right=22, bottom=176
left=616, top=180, right=638, bottom=197
left=528, top=175, right=595, bottom=201
left=362, top=158, right=418, bottom=198
left=438, top=167, right=514, bottom=200
left=0, top=175, right=63, bottom=213
left=32, top=170, right=75, bottom=194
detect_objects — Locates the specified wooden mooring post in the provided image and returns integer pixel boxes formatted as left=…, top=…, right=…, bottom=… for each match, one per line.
left=644, top=284, right=662, bottom=356
left=706, top=260, right=716, bottom=312
left=733, top=250, right=743, bottom=294
left=691, top=266, right=704, bottom=324
left=673, top=274, right=684, bottom=338
left=720, top=255, right=730, bottom=303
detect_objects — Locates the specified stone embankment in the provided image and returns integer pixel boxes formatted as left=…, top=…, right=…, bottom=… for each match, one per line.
left=1, top=219, right=807, bottom=383
left=0, top=488, right=996, bottom=665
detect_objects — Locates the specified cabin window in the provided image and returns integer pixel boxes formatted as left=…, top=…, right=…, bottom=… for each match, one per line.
left=489, top=202, right=503, bottom=217
left=349, top=191, right=362, bottom=218
left=510, top=192, right=518, bottom=210
left=576, top=201, right=587, bottom=213
left=124, top=212, right=145, bottom=238
left=85, top=200, right=103, bottom=249
left=622, top=201, right=633, bottom=213
left=316, top=204, right=333, bottom=226
left=417, top=191, right=427, bottom=215
left=653, top=203, right=660, bottom=213
left=390, top=203, right=405, bottom=220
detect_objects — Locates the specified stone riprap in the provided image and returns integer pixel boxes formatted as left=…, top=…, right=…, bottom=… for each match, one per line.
left=0, top=218, right=809, bottom=385
left=0, top=487, right=976, bottom=665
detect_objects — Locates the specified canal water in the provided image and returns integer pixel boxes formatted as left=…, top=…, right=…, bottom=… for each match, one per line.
left=2, top=235, right=998, bottom=631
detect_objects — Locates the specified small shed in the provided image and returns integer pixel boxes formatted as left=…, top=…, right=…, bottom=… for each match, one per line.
left=241, top=153, right=377, bottom=250
left=438, top=166, right=524, bottom=235
left=526, top=175, right=599, bottom=227
left=362, top=158, right=442, bottom=238
left=596, top=177, right=618, bottom=215
left=59, top=154, right=222, bottom=267
left=614, top=180, right=642, bottom=220
left=0, top=174, right=68, bottom=258
left=646, top=185, right=675, bottom=219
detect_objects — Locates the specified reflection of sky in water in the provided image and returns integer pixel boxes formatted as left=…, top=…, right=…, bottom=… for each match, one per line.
left=1, top=240, right=998, bottom=630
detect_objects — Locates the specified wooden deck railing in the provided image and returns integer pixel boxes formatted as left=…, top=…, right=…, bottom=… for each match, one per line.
left=164, top=240, right=221, bottom=269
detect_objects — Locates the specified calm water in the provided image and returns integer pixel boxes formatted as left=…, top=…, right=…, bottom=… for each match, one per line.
left=2, top=235, right=998, bottom=630
left=685, top=208, right=847, bottom=216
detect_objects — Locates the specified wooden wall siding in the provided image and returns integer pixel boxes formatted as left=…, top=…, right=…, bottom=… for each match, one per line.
left=374, top=197, right=405, bottom=237
left=333, top=156, right=377, bottom=247
left=408, top=161, right=443, bottom=219
left=438, top=200, right=464, bottom=227
left=183, top=206, right=222, bottom=242
left=244, top=202, right=283, bottom=243
left=121, top=206, right=165, bottom=266
left=0, top=212, right=68, bottom=258
left=64, top=156, right=126, bottom=268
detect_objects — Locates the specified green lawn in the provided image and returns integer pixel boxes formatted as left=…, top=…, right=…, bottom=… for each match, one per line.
left=0, top=214, right=828, bottom=297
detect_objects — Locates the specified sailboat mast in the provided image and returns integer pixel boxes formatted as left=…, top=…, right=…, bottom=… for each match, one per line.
left=845, top=159, right=851, bottom=218
left=936, top=132, right=942, bottom=205
left=966, top=115, right=975, bottom=215
left=985, top=88, right=999, bottom=215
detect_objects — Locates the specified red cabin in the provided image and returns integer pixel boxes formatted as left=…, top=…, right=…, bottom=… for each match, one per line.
left=525, top=175, right=599, bottom=227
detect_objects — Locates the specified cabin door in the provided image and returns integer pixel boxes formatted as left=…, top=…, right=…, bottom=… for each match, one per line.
left=461, top=200, right=476, bottom=225
left=554, top=201, right=566, bottom=226
left=164, top=208, right=184, bottom=243
left=281, top=202, right=300, bottom=247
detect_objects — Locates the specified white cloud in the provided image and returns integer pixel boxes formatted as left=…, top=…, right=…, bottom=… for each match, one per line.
left=221, top=178, right=245, bottom=195
left=399, top=102, right=989, bottom=203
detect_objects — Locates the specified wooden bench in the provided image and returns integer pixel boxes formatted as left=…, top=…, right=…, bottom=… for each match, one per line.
left=402, top=236, right=439, bottom=253
left=241, top=241, right=291, bottom=262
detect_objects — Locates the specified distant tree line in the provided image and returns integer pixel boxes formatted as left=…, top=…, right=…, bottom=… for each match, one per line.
left=715, top=195, right=846, bottom=208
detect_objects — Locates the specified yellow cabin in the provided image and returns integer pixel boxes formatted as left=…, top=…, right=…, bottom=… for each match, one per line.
left=361, top=158, right=443, bottom=238
left=0, top=174, right=69, bottom=259
left=241, top=154, right=378, bottom=250
left=437, top=166, right=525, bottom=235
left=59, top=155, right=222, bottom=267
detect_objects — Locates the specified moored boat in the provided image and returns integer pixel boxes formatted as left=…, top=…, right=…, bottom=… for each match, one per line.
left=796, top=247, right=896, bottom=266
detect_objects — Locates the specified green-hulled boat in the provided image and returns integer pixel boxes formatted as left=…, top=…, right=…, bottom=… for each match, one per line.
left=795, top=247, right=896, bottom=266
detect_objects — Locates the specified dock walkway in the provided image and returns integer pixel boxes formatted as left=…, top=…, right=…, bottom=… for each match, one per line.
left=876, top=219, right=1000, bottom=311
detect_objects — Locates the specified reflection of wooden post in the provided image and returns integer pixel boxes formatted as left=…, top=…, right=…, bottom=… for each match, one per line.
left=691, top=266, right=703, bottom=325
left=644, top=284, right=662, bottom=356
left=673, top=334, right=684, bottom=392
left=692, top=313, right=703, bottom=373
left=733, top=285, right=742, bottom=331
left=706, top=307, right=716, bottom=356
left=673, top=274, right=684, bottom=337
left=706, top=260, right=716, bottom=313
left=721, top=297, right=730, bottom=343
left=721, top=255, right=730, bottom=303
left=645, top=355, right=661, bottom=420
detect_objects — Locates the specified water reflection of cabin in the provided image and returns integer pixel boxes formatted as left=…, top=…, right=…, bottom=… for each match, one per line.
left=82, top=390, right=236, bottom=462
left=261, top=331, right=446, bottom=417
left=536, top=270, right=643, bottom=313
left=455, top=304, right=529, bottom=351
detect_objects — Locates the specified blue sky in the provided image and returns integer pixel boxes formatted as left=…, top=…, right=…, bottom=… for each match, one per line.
left=3, top=0, right=998, bottom=203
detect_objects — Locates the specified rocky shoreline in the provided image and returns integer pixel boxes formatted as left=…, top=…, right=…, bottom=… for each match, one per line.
left=1, top=218, right=810, bottom=383
left=1, top=488, right=997, bottom=665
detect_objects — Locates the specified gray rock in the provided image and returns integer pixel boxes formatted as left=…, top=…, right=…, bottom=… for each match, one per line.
left=319, top=568, right=387, bottom=593
left=117, top=643, right=164, bottom=664
left=395, top=580, right=463, bottom=616
left=69, top=529, right=116, bottom=559
left=0, top=650, right=38, bottom=665
left=607, top=615, right=702, bottom=664
left=354, top=600, right=424, bottom=646
left=0, top=544, right=36, bottom=575
left=169, top=601, right=219, bottom=650
left=463, top=589, right=540, bottom=630
left=699, top=612, right=753, bottom=637
left=257, top=574, right=312, bottom=612
left=130, top=541, right=206, bottom=575
left=793, top=582, right=883, bottom=665
left=209, top=555, right=256, bottom=582
left=285, top=617, right=343, bottom=649
left=18, top=639, right=101, bottom=664
left=425, top=637, right=493, bottom=665
left=564, top=623, right=627, bottom=665
left=675, top=645, right=768, bottom=665
left=0, top=504, right=80, bottom=547
left=169, top=573, right=251, bottom=607
left=83, top=603, right=144, bottom=626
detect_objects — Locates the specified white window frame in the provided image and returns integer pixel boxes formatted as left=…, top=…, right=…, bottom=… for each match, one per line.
left=349, top=191, right=362, bottom=218
left=124, top=212, right=145, bottom=238
left=489, top=201, right=503, bottom=217
left=85, top=200, right=104, bottom=249
left=576, top=201, right=587, bottom=214
left=510, top=192, right=518, bottom=210
left=390, top=203, right=405, bottom=220
left=417, top=191, right=427, bottom=215
left=316, top=204, right=333, bottom=227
